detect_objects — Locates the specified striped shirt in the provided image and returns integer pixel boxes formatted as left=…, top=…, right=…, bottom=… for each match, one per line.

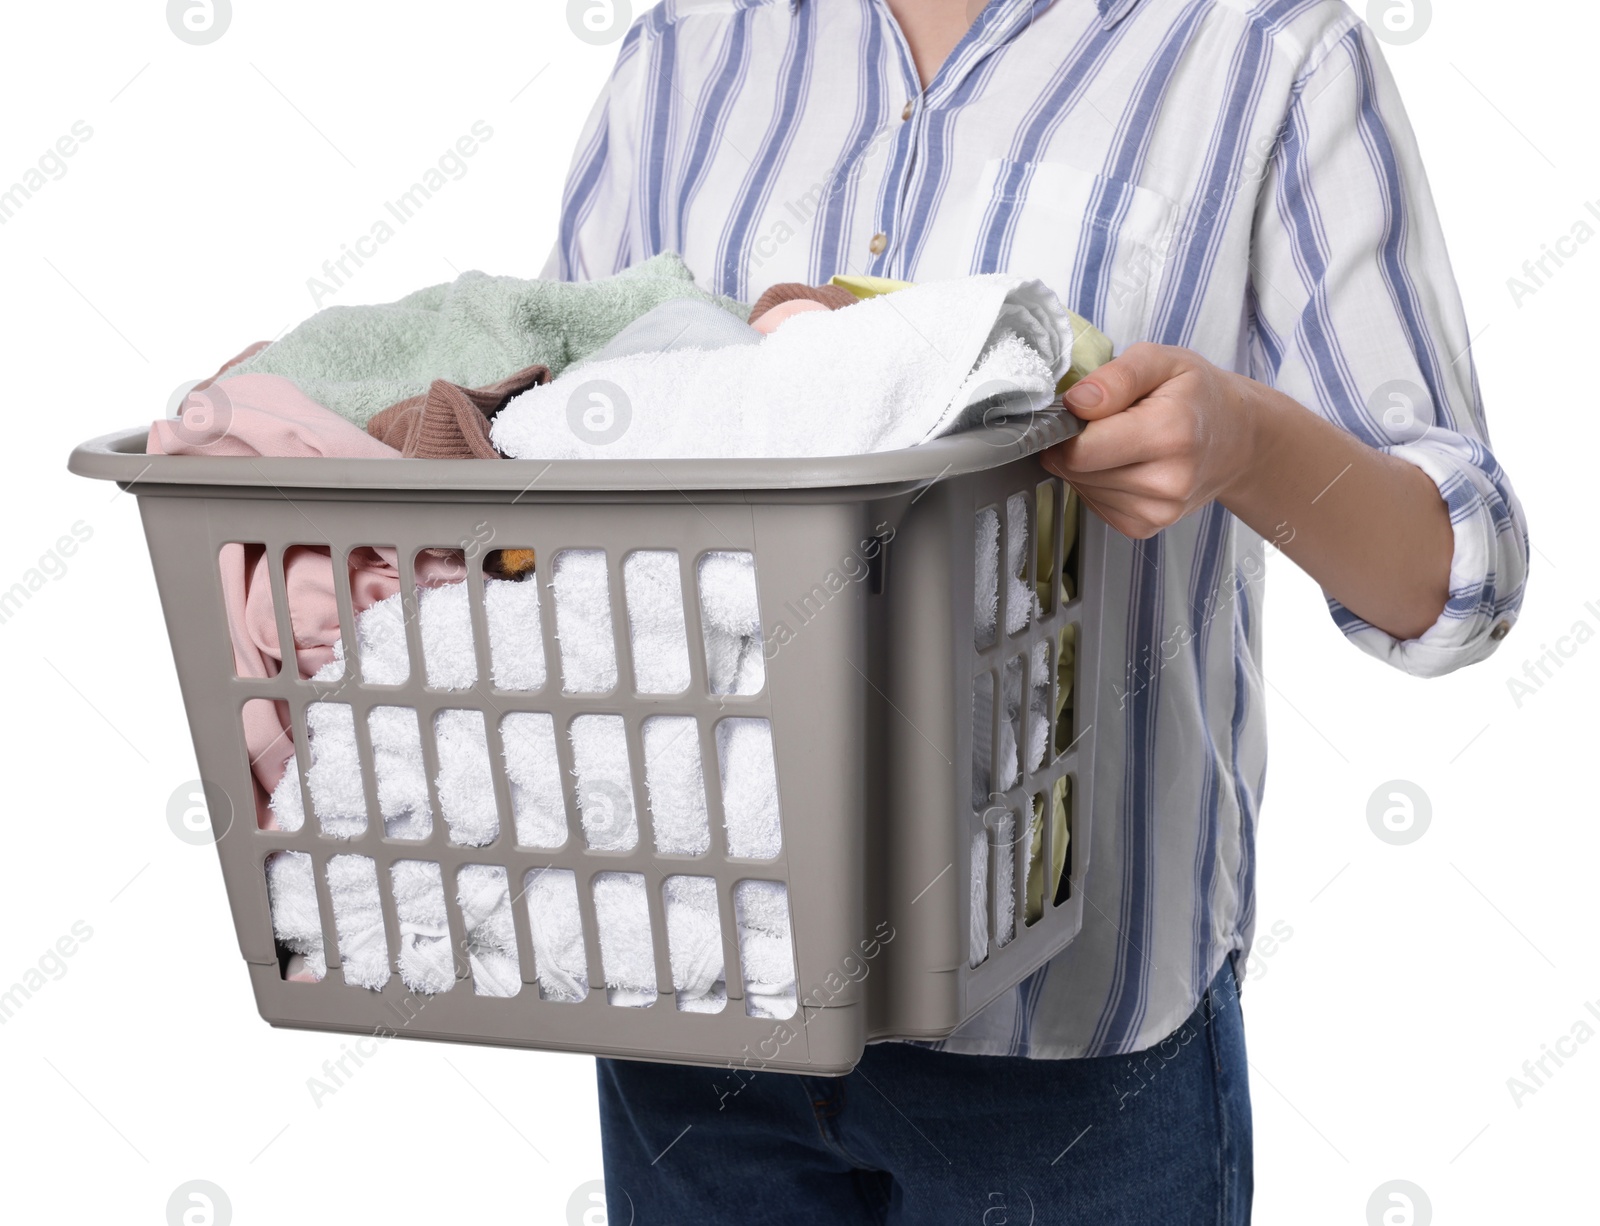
left=544, top=0, right=1529, bottom=1058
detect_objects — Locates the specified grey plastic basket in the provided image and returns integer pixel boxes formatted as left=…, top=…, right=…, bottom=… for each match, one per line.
left=69, top=416, right=1102, bottom=1074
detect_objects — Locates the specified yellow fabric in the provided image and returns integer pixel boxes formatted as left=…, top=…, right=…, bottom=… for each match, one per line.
left=1055, top=312, right=1115, bottom=395
left=1026, top=776, right=1071, bottom=924
left=827, top=273, right=914, bottom=300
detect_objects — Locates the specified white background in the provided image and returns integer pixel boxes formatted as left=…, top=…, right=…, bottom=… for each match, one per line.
left=0, top=1, right=1593, bottom=1223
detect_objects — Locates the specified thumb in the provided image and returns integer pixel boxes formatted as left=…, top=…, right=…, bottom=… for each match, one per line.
left=1061, top=342, right=1182, bottom=421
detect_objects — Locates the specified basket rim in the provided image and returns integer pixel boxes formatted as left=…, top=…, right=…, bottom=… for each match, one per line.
left=67, top=414, right=1080, bottom=497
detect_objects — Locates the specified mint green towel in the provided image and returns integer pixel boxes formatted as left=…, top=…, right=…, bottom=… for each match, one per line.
left=224, top=253, right=748, bottom=427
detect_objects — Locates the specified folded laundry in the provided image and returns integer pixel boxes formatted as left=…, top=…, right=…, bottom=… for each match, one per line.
left=223, top=252, right=747, bottom=427
left=265, top=852, right=520, bottom=997
left=150, top=372, right=403, bottom=460
left=969, top=492, right=1076, bottom=966
left=492, top=275, right=1083, bottom=461
left=263, top=571, right=794, bottom=1006
left=364, top=363, right=550, bottom=459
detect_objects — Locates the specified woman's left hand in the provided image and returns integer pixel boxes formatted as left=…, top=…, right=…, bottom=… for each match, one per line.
left=1041, top=342, right=1259, bottom=540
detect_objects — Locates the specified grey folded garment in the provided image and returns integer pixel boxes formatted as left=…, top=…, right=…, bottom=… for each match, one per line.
left=566, top=297, right=763, bottom=374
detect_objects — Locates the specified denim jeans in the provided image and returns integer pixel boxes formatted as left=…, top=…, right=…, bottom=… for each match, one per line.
left=597, top=958, right=1251, bottom=1224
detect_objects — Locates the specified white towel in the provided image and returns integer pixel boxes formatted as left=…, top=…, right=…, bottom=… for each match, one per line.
left=733, top=880, right=798, bottom=1019
left=501, top=711, right=567, bottom=849
left=970, top=494, right=1048, bottom=961
left=642, top=715, right=711, bottom=856
left=717, top=718, right=783, bottom=860
left=264, top=562, right=794, bottom=1006
left=570, top=714, right=640, bottom=852
left=662, top=875, right=727, bottom=1013
left=623, top=550, right=692, bottom=694
left=265, top=854, right=521, bottom=997
left=697, top=551, right=765, bottom=696
left=492, top=275, right=1077, bottom=460
left=551, top=549, right=617, bottom=693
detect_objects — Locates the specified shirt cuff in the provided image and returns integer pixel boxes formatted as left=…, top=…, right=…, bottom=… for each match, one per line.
left=1326, top=442, right=1523, bottom=679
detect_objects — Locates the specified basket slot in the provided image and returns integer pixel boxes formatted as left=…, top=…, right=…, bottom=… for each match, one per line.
left=714, top=717, right=782, bottom=860
left=396, top=551, right=450, bottom=832
left=551, top=549, right=619, bottom=694
left=217, top=544, right=279, bottom=677
left=1053, top=776, right=1074, bottom=908
left=570, top=714, right=641, bottom=852
left=975, top=508, right=999, bottom=651
left=262, top=850, right=342, bottom=982
left=432, top=708, right=501, bottom=848
left=389, top=859, right=464, bottom=991
left=523, top=867, right=588, bottom=1002
left=366, top=706, right=434, bottom=841
left=662, top=875, right=728, bottom=1013
left=454, top=864, right=522, bottom=997
left=732, top=880, right=797, bottom=1020
left=412, top=549, right=477, bottom=690
left=1006, top=491, right=1035, bottom=634
left=480, top=546, right=547, bottom=691
left=326, top=854, right=391, bottom=989
left=592, top=871, right=657, bottom=1008
left=499, top=712, right=566, bottom=850
left=622, top=550, right=693, bottom=695
left=695, top=551, right=765, bottom=697
left=988, top=807, right=1017, bottom=950
left=641, top=715, right=711, bottom=856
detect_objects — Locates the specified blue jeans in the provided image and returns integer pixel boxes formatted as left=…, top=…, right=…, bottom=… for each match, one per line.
left=597, top=958, right=1251, bottom=1224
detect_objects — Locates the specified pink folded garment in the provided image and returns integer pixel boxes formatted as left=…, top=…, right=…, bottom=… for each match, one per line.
left=148, top=372, right=402, bottom=460
left=148, top=372, right=466, bottom=827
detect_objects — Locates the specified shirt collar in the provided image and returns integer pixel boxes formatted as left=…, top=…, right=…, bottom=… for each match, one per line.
left=787, top=0, right=1140, bottom=31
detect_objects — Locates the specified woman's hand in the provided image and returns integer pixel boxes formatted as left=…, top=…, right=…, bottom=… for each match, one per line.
left=1041, top=343, right=1258, bottom=540
left=1040, top=341, right=1454, bottom=643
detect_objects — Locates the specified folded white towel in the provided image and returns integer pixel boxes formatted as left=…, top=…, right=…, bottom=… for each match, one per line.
left=265, top=853, right=521, bottom=997
left=623, top=550, right=693, bottom=694
left=733, top=880, right=798, bottom=1019
left=662, top=875, right=727, bottom=1012
left=697, top=551, right=766, bottom=696
left=551, top=549, right=617, bottom=693
left=263, top=562, right=795, bottom=1007
left=594, top=871, right=657, bottom=1006
left=492, top=275, right=1076, bottom=461
left=642, top=714, right=711, bottom=856
left=717, top=718, right=783, bottom=860
left=970, top=494, right=1048, bottom=963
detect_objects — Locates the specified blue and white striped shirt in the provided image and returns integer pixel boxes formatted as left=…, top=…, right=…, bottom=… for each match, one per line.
left=545, top=0, right=1528, bottom=1058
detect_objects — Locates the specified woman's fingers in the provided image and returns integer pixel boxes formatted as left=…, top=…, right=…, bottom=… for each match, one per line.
left=1062, top=341, right=1190, bottom=420
left=1047, top=401, right=1198, bottom=474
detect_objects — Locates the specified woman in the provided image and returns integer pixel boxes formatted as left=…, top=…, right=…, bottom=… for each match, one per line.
left=547, top=1, right=1527, bottom=1220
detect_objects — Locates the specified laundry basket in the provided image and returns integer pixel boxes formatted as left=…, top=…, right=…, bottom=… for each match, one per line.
left=69, top=415, right=1103, bottom=1074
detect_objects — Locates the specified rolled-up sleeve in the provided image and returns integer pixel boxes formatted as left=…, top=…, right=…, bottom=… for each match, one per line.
left=1248, top=21, right=1529, bottom=678
left=540, top=21, right=650, bottom=283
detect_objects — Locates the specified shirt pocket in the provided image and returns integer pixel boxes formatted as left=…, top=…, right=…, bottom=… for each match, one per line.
left=970, top=157, right=1180, bottom=349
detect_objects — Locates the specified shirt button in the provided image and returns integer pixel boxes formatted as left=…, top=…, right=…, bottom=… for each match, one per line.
left=869, top=232, right=888, bottom=255
left=1490, top=619, right=1512, bottom=641
left=901, top=99, right=914, bottom=121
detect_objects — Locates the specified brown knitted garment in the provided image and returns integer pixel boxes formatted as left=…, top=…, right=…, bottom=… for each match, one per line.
left=746, top=282, right=858, bottom=324
left=365, top=363, right=551, bottom=459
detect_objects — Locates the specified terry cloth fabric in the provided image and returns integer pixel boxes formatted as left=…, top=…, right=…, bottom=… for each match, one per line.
left=265, top=851, right=521, bottom=997
left=492, top=275, right=1081, bottom=461
left=223, top=252, right=748, bottom=427
left=364, top=363, right=551, bottom=459
left=746, top=281, right=858, bottom=321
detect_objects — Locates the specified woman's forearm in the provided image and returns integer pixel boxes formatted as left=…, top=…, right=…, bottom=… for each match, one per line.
left=1218, top=373, right=1452, bottom=642
left=1044, top=342, right=1454, bottom=645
